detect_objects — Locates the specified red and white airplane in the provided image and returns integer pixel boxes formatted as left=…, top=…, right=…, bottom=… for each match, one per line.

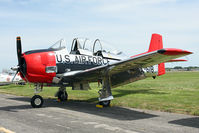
left=0, top=73, right=21, bottom=83
left=11, top=33, right=192, bottom=108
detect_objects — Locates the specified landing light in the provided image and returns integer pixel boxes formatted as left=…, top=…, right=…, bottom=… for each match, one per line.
left=46, top=66, right=57, bottom=73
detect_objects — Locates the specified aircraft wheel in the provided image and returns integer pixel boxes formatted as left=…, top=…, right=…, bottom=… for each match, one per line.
left=31, top=95, right=44, bottom=108
left=99, top=100, right=111, bottom=107
left=58, top=91, right=68, bottom=101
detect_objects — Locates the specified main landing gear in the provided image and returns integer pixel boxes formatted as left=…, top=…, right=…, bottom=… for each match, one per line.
left=56, top=86, right=68, bottom=101
left=98, top=74, right=114, bottom=107
left=99, top=100, right=111, bottom=107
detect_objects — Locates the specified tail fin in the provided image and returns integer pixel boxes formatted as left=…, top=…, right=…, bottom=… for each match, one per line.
left=148, top=33, right=165, bottom=76
left=148, top=33, right=163, bottom=52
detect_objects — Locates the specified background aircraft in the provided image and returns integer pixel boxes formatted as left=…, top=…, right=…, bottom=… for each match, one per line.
left=0, top=73, right=22, bottom=86
left=11, top=33, right=192, bottom=108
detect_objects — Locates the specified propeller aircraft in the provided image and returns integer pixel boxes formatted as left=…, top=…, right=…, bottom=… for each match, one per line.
left=11, top=34, right=192, bottom=108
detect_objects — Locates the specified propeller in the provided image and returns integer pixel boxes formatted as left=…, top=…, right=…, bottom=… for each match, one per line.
left=11, top=70, right=19, bottom=82
left=17, top=37, right=22, bottom=66
left=11, top=36, right=26, bottom=82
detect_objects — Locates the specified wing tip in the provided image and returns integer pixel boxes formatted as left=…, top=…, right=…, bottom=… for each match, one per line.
left=158, top=48, right=193, bottom=55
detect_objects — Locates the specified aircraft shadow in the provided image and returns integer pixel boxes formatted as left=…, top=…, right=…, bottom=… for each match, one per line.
left=113, top=89, right=168, bottom=98
left=169, top=117, right=199, bottom=128
left=1, top=96, right=157, bottom=121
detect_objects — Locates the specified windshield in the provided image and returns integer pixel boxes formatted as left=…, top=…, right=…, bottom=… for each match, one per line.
left=71, top=38, right=83, bottom=51
left=49, top=39, right=66, bottom=49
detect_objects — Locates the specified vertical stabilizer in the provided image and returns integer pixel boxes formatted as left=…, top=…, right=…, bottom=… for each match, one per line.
left=148, top=34, right=163, bottom=52
left=148, top=34, right=165, bottom=76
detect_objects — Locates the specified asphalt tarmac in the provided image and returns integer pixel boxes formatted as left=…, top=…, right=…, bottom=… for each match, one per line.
left=0, top=93, right=199, bottom=133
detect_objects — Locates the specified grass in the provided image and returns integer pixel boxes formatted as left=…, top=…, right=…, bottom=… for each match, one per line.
left=0, top=71, right=199, bottom=115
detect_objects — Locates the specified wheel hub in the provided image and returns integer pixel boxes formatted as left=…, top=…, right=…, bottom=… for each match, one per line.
left=35, top=98, right=41, bottom=105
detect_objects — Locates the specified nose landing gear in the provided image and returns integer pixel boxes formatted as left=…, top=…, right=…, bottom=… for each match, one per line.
left=31, top=84, right=44, bottom=108
left=31, top=95, right=44, bottom=108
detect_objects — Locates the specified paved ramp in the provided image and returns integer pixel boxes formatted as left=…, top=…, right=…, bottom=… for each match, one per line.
left=0, top=94, right=198, bottom=133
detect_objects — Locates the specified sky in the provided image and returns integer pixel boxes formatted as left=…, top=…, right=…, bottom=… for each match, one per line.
left=0, top=0, right=198, bottom=71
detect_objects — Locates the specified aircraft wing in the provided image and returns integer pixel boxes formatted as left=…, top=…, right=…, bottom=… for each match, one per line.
left=59, top=48, right=192, bottom=82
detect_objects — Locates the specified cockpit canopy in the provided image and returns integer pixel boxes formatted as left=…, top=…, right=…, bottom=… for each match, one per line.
left=49, top=38, right=127, bottom=60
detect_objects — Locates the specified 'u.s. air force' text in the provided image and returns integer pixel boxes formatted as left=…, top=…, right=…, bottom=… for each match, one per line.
left=56, top=54, right=109, bottom=66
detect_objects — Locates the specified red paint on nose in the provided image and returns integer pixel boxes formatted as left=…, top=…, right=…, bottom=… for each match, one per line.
left=23, top=51, right=56, bottom=83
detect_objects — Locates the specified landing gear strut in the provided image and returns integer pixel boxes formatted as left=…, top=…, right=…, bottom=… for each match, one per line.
left=31, top=83, right=44, bottom=108
left=98, top=72, right=114, bottom=107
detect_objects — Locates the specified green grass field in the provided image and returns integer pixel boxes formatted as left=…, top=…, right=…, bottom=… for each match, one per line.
left=0, top=71, right=199, bottom=115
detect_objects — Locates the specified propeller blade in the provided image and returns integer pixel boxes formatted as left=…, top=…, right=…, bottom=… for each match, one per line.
left=20, top=70, right=29, bottom=82
left=16, top=36, right=22, bottom=66
left=11, top=70, right=19, bottom=82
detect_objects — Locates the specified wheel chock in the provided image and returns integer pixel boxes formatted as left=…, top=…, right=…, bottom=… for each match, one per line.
left=96, top=104, right=103, bottom=108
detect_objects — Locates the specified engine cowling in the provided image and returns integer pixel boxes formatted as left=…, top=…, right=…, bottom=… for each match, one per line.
left=21, top=51, right=56, bottom=83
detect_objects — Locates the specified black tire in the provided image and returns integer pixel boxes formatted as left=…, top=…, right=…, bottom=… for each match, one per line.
left=31, top=95, right=44, bottom=108
left=58, top=91, right=68, bottom=101
left=99, top=100, right=111, bottom=107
